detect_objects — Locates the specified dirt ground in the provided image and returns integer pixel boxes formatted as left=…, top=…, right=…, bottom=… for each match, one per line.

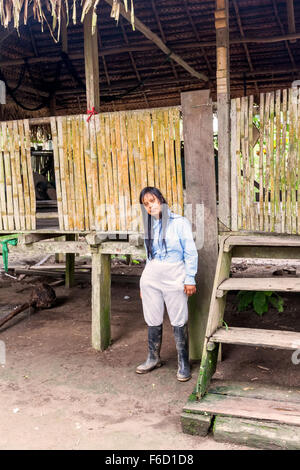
left=0, top=254, right=299, bottom=450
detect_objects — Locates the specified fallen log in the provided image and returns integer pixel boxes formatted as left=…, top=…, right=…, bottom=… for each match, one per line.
left=0, top=283, right=56, bottom=330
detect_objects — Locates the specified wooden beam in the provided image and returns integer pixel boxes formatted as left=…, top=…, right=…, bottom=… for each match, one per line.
left=104, top=0, right=208, bottom=82
left=216, top=0, right=231, bottom=230
left=83, top=4, right=100, bottom=111
left=91, top=249, right=111, bottom=351
left=286, top=0, right=296, bottom=43
left=181, top=90, right=218, bottom=360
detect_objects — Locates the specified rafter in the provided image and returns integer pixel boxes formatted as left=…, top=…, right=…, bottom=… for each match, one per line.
left=286, top=0, right=296, bottom=43
left=150, top=0, right=179, bottom=81
left=272, top=0, right=296, bottom=68
left=104, top=0, right=208, bottom=82
left=232, top=0, right=258, bottom=94
left=183, top=0, right=212, bottom=76
left=120, top=18, right=149, bottom=107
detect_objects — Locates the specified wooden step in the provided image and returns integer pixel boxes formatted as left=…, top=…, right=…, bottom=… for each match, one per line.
left=217, top=277, right=300, bottom=296
left=209, top=327, right=300, bottom=350
left=183, top=392, right=300, bottom=427
left=223, top=235, right=300, bottom=252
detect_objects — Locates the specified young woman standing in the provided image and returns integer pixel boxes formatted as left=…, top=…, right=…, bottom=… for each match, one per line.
left=136, top=187, right=198, bottom=382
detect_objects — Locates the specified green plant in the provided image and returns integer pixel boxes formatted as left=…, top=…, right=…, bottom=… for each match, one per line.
left=237, top=290, right=284, bottom=316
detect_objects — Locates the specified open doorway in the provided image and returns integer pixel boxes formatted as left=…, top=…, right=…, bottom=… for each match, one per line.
left=30, top=125, right=59, bottom=229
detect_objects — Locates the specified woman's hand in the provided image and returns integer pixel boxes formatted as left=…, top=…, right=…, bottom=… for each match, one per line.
left=184, top=285, right=196, bottom=296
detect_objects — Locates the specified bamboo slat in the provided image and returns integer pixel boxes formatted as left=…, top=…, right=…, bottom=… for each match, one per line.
left=169, top=108, right=178, bottom=212
left=83, top=116, right=94, bottom=229
left=104, top=114, right=116, bottom=231
left=275, top=90, right=281, bottom=232
left=12, top=121, right=25, bottom=229
left=50, top=117, right=64, bottom=230
left=248, top=95, right=255, bottom=230
left=8, top=122, right=20, bottom=230
left=281, top=89, right=288, bottom=233
left=0, top=125, right=8, bottom=230
left=230, top=99, right=238, bottom=231
left=120, top=112, right=132, bottom=231
left=259, top=93, right=264, bottom=231
left=18, top=121, right=31, bottom=230
left=2, top=123, right=14, bottom=230
left=290, top=87, right=298, bottom=234
left=56, top=117, right=69, bottom=230
left=173, top=108, right=183, bottom=215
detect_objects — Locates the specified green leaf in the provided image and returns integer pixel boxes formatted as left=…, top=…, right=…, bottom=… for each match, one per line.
left=269, top=295, right=284, bottom=313
left=237, top=291, right=254, bottom=311
left=253, top=291, right=268, bottom=316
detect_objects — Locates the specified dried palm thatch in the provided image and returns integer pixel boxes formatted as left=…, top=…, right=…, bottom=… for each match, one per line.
left=0, top=0, right=134, bottom=41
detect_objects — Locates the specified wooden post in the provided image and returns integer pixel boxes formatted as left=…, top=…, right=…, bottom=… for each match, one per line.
left=83, top=5, right=100, bottom=112
left=65, top=234, right=75, bottom=288
left=215, top=0, right=231, bottom=230
left=181, top=90, right=218, bottom=360
left=91, top=248, right=111, bottom=351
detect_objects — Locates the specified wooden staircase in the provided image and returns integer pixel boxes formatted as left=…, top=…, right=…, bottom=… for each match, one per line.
left=182, top=234, right=300, bottom=449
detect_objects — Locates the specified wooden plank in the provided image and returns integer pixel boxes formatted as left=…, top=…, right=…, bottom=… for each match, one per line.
left=210, top=326, right=300, bottom=350
left=214, top=415, right=300, bottom=450
left=8, top=241, right=90, bottom=255
left=217, top=277, right=300, bottom=295
left=24, top=120, right=36, bottom=230
left=224, top=234, right=300, bottom=251
left=216, top=0, right=231, bottom=229
left=209, top=380, right=300, bottom=403
left=232, top=245, right=300, bottom=259
left=183, top=393, right=300, bottom=426
left=181, top=411, right=212, bottom=437
left=91, top=250, right=111, bottom=351
left=181, top=90, right=218, bottom=361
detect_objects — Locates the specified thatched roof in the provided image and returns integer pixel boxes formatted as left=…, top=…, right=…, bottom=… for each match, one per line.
left=0, top=0, right=299, bottom=119
left=0, top=1, right=135, bottom=38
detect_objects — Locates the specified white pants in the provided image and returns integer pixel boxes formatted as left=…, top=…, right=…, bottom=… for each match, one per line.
left=140, top=259, right=188, bottom=327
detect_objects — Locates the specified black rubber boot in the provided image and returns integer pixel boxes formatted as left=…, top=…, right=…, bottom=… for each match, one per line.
left=136, top=325, right=163, bottom=374
left=173, top=324, right=191, bottom=382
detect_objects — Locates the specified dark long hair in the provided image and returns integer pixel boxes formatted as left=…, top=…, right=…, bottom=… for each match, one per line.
left=139, top=187, right=169, bottom=260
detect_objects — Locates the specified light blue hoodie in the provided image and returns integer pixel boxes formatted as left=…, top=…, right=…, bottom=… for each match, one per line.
left=145, top=209, right=198, bottom=285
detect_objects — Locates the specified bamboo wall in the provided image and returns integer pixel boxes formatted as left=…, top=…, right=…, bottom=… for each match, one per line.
left=231, top=87, right=300, bottom=234
left=50, top=107, right=183, bottom=232
left=0, top=120, right=36, bottom=231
